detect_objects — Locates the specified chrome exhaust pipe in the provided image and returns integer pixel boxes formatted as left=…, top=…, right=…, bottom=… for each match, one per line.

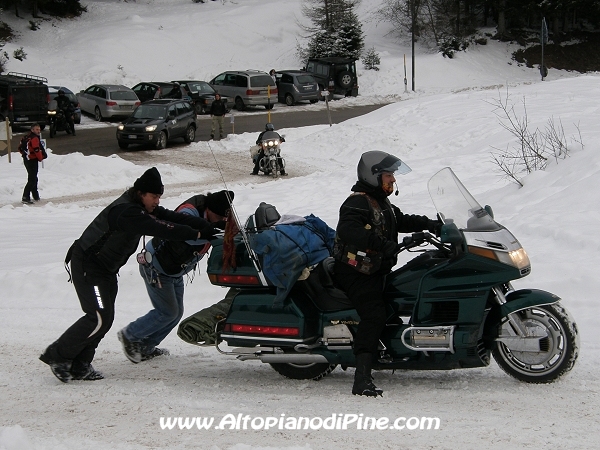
left=259, top=354, right=329, bottom=364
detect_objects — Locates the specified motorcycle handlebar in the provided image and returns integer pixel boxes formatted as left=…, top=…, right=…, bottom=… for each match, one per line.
left=398, top=231, right=447, bottom=255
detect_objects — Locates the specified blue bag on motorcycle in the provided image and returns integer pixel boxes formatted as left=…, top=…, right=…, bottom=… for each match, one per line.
left=249, top=214, right=335, bottom=308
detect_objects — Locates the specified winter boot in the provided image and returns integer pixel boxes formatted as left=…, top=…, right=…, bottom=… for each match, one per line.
left=39, top=343, right=72, bottom=383
left=141, top=347, right=170, bottom=361
left=352, top=353, right=383, bottom=397
left=70, top=361, right=104, bottom=381
left=117, top=329, right=142, bottom=363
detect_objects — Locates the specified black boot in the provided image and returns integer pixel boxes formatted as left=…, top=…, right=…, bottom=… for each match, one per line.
left=70, top=360, right=104, bottom=381
left=39, top=342, right=73, bottom=383
left=352, top=353, right=383, bottom=397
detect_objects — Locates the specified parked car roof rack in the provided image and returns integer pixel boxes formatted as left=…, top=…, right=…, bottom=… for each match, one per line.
left=6, top=72, right=48, bottom=83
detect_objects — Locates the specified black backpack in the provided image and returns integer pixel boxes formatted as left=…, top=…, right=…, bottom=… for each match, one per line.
left=18, top=135, right=29, bottom=157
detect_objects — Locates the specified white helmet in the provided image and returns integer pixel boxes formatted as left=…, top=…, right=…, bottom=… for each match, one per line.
left=357, top=151, right=412, bottom=189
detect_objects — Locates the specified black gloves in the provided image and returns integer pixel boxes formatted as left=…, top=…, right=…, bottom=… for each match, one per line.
left=198, top=223, right=217, bottom=239
left=427, top=219, right=443, bottom=237
left=213, top=220, right=227, bottom=231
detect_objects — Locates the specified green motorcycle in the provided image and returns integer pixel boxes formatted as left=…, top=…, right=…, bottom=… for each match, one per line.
left=201, top=167, right=579, bottom=384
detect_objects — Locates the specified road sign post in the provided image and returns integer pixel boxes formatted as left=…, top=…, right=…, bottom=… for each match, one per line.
left=0, top=118, right=12, bottom=163
left=322, top=90, right=332, bottom=127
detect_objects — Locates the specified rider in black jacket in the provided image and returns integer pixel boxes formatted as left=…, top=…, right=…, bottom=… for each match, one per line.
left=55, top=89, right=76, bottom=136
left=252, top=123, right=286, bottom=175
left=333, top=151, right=440, bottom=397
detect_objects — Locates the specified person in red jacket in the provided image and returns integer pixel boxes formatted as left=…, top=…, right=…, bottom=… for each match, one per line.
left=19, top=123, right=46, bottom=204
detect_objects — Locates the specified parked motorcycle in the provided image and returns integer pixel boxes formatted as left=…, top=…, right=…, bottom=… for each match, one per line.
left=47, top=99, right=73, bottom=138
left=250, top=130, right=285, bottom=178
left=194, top=167, right=579, bottom=384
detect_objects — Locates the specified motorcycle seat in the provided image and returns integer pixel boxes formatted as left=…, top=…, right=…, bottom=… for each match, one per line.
left=298, top=257, right=353, bottom=312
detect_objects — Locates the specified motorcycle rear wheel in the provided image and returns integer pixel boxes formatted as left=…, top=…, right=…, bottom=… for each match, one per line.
left=270, top=362, right=337, bottom=381
left=492, top=303, right=579, bottom=383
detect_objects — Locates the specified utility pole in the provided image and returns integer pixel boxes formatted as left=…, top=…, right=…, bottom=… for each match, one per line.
left=411, top=0, right=416, bottom=91
left=540, top=17, right=549, bottom=81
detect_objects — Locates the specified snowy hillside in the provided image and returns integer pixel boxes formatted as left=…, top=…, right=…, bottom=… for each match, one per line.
left=0, top=1, right=599, bottom=450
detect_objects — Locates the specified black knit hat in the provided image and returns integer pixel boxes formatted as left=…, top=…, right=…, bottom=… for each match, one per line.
left=133, top=167, right=164, bottom=195
left=205, top=190, right=234, bottom=217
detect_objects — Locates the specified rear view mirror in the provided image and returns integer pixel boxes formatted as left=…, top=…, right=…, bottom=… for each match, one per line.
left=440, top=223, right=462, bottom=245
left=484, top=205, right=494, bottom=219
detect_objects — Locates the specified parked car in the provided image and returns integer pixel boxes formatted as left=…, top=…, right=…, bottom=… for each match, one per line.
left=116, top=98, right=197, bottom=150
left=303, top=57, right=359, bottom=98
left=77, top=84, right=140, bottom=121
left=48, top=86, right=81, bottom=124
left=172, top=80, right=233, bottom=114
left=274, top=70, right=320, bottom=106
left=131, top=81, right=187, bottom=103
left=208, top=70, right=277, bottom=111
left=0, top=72, right=49, bottom=131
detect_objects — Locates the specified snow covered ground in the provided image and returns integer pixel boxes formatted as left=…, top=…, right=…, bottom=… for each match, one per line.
left=1, top=1, right=599, bottom=449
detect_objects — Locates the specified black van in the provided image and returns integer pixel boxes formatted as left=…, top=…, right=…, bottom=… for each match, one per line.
left=0, top=72, right=49, bottom=130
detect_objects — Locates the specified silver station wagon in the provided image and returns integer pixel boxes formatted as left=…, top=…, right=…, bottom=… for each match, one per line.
left=77, top=84, right=140, bottom=121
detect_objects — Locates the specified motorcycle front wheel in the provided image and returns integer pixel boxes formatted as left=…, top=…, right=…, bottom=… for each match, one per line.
left=270, top=362, right=337, bottom=381
left=493, top=303, right=579, bottom=383
left=49, top=123, right=56, bottom=138
left=270, top=159, right=278, bottom=178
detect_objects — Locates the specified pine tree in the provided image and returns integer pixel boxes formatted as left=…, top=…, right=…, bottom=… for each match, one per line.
left=335, top=9, right=364, bottom=59
left=362, top=47, right=381, bottom=70
left=301, top=0, right=364, bottom=60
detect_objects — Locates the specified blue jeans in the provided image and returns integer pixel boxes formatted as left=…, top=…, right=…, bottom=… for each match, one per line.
left=124, top=264, right=185, bottom=354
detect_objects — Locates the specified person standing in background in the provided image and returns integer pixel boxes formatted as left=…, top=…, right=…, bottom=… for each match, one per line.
left=19, top=123, right=46, bottom=204
left=210, top=93, right=228, bottom=140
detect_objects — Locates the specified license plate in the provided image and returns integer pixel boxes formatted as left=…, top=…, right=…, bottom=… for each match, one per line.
left=16, top=117, right=29, bottom=121
left=121, top=105, right=132, bottom=110
left=128, top=135, right=136, bottom=139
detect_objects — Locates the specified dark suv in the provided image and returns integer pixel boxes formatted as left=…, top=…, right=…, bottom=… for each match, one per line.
left=116, top=99, right=197, bottom=150
left=0, top=72, right=49, bottom=130
left=304, top=57, right=358, bottom=98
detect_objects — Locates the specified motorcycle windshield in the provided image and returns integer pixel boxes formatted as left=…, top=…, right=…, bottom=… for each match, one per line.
left=261, top=131, right=280, bottom=141
left=427, top=167, right=500, bottom=231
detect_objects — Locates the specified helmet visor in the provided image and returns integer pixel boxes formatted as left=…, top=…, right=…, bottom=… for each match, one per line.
left=372, top=155, right=412, bottom=176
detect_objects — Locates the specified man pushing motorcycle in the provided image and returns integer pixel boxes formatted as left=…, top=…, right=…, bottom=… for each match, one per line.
left=332, top=151, right=441, bottom=397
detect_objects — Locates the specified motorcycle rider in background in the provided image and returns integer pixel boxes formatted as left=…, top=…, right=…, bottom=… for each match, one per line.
left=55, top=89, right=76, bottom=136
left=251, top=123, right=286, bottom=176
left=332, top=151, right=441, bottom=397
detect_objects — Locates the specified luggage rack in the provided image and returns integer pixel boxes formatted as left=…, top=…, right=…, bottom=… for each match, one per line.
left=6, top=72, right=48, bottom=83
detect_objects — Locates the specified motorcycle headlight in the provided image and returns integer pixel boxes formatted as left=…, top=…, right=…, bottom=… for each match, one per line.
left=268, top=140, right=274, bottom=147
left=145, top=125, right=158, bottom=132
left=117, top=124, right=124, bottom=131
left=468, top=246, right=530, bottom=270
left=48, top=110, right=56, bottom=115
left=274, top=140, right=279, bottom=146
left=504, top=247, right=530, bottom=270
